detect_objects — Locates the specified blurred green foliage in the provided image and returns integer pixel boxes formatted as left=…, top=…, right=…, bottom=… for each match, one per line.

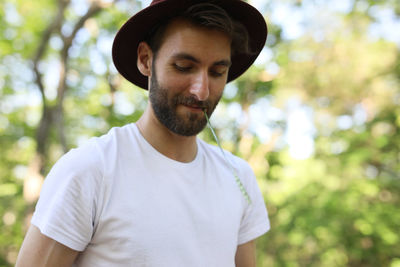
left=1, top=0, right=400, bottom=266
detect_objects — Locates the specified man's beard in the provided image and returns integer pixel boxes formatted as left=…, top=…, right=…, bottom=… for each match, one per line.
left=149, top=69, right=221, bottom=136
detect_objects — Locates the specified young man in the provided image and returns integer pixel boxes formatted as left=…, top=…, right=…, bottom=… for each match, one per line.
left=16, top=0, right=270, bottom=266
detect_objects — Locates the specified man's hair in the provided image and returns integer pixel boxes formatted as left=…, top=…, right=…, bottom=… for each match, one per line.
left=144, top=2, right=250, bottom=57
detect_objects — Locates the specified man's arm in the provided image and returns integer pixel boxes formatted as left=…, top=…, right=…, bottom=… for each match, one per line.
left=16, top=225, right=79, bottom=267
left=235, top=240, right=256, bottom=267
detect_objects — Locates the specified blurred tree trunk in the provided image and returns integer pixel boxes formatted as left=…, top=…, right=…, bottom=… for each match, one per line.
left=24, top=0, right=106, bottom=208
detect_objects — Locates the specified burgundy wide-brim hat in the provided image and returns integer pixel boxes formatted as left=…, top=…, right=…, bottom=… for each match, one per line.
left=112, top=0, right=267, bottom=89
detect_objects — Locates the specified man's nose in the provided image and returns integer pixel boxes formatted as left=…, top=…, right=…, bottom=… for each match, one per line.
left=189, top=71, right=209, bottom=101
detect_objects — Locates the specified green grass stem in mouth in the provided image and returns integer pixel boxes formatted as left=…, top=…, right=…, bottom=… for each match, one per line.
left=203, top=110, right=251, bottom=204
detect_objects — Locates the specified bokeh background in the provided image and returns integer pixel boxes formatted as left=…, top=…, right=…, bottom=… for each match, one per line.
left=1, top=0, right=400, bottom=266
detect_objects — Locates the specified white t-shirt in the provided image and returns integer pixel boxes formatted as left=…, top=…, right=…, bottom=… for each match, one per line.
left=32, top=123, right=270, bottom=266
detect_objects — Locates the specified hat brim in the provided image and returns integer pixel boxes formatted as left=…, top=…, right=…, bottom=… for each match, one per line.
left=112, top=0, right=267, bottom=89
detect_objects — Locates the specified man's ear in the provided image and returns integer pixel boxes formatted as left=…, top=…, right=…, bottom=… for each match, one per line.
left=137, top=42, right=153, bottom=77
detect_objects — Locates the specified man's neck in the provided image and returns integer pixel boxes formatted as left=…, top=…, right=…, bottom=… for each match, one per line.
left=136, top=107, right=198, bottom=163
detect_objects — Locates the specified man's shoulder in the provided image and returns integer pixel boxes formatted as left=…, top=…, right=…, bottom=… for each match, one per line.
left=198, top=138, right=252, bottom=172
left=95, top=123, right=136, bottom=147
left=54, top=124, right=136, bottom=172
left=70, top=123, right=136, bottom=156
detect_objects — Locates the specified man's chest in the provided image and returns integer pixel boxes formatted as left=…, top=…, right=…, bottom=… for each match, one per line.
left=83, top=165, right=244, bottom=266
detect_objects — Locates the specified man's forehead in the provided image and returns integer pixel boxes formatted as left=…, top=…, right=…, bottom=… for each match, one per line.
left=161, top=18, right=230, bottom=45
left=157, top=18, right=231, bottom=60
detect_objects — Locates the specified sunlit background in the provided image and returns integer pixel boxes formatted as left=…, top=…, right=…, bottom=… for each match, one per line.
left=1, top=0, right=400, bottom=266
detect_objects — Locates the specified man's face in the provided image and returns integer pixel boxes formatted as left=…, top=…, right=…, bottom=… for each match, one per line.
left=148, top=19, right=231, bottom=136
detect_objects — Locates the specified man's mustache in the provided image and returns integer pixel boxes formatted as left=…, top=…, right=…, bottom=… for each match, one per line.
left=175, top=96, right=211, bottom=111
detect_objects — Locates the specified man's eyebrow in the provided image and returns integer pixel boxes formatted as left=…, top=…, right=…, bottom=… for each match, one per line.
left=214, top=60, right=232, bottom=67
left=172, top=53, right=200, bottom=63
left=172, top=53, right=231, bottom=67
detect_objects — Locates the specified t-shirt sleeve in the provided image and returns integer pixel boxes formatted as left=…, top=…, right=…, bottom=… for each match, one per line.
left=236, top=159, right=270, bottom=245
left=31, top=140, right=104, bottom=251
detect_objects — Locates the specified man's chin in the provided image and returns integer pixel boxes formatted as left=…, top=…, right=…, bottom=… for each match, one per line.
left=166, top=119, right=207, bottom=137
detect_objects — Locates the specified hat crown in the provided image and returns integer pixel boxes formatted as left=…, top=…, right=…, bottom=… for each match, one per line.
left=150, top=0, right=164, bottom=6
left=150, top=0, right=206, bottom=7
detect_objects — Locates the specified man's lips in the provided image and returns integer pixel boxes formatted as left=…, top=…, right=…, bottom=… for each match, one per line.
left=177, top=97, right=209, bottom=112
left=181, top=104, right=204, bottom=112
